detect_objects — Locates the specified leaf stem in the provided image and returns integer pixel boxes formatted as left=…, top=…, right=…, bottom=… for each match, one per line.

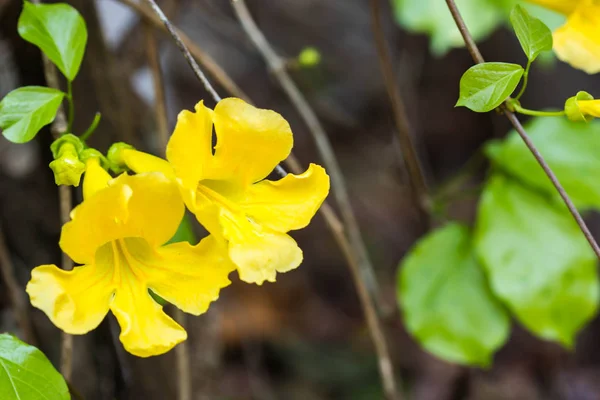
left=512, top=103, right=565, bottom=117
left=66, top=80, right=75, bottom=134
left=80, top=112, right=101, bottom=141
left=514, top=60, right=531, bottom=101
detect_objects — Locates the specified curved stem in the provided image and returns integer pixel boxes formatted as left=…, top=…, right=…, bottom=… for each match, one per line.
left=67, top=80, right=75, bottom=134
left=514, top=60, right=531, bottom=101
left=512, top=104, right=565, bottom=117
left=80, top=112, right=102, bottom=142
left=445, top=0, right=600, bottom=262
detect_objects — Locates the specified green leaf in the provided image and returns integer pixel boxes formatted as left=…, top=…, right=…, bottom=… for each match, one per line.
left=456, top=62, right=524, bottom=112
left=510, top=5, right=553, bottom=61
left=0, top=334, right=70, bottom=400
left=0, top=86, right=64, bottom=143
left=486, top=117, right=600, bottom=211
left=18, top=1, right=87, bottom=81
left=474, top=175, right=599, bottom=346
left=398, top=223, right=510, bottom=366
left=167, top=214, right=197, bottom=245
left=391, top=0, right=518, bottom=56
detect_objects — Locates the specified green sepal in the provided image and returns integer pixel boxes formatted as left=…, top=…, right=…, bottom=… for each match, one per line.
left=107, top=142, right=135, bottom=173
left=565, top=91, right=595, bottom=122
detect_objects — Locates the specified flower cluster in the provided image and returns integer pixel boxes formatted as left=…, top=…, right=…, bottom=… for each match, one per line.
left=27, top=98, right=330, bottom=357
left=528, top=0, right=600, bottom=74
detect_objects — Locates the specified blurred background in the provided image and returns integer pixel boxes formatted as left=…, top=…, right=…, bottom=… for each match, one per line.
left=2, top=0, right=600, bottom=399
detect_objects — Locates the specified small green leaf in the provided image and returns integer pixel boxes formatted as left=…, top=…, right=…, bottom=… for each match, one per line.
left=18, top=1, right=87, bottom=81
left=0, top=334, right=70, bottom=400
left=510, top=5, right=553, bottom=61
left=0, top=86, right=64, bottom=143
left=486, top=117, right=600, bottom=211
left=456, top=62, right=524, bottom=112
left=398, top=223, right=510, bottom=366
left=474, top=175, right=599, bottom=346
left=167, top=214, right=197, bottom=245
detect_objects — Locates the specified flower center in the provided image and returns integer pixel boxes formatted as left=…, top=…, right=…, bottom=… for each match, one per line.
left=95, top=238, right=152, bottom=287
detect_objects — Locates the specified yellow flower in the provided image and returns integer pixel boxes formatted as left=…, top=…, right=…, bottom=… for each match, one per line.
left=564, top=90, right=600, bottom=121
left=527, top=0, right=600, bottom=74
left=26, top=158, right=234, bottom=357
left=121, top=98, right=330, bottom=285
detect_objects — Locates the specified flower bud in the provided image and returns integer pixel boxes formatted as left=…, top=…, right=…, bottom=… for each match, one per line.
left=564, top=91, right=595, bottom=122
left=298, top=47, right=321, bottom=67
left=107, top=142, right=135, bottom=173
left=49, top=142, right=86, bottom=187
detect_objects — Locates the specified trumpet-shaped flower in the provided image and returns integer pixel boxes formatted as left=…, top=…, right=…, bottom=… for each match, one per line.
left=527, top=0, right=600, bottom=74
left=121, top=98, right=330, bottom=285
left=27, top=158, right=235, bottom=357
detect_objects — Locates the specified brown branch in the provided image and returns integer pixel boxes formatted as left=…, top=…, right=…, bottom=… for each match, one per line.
left=144, top=23, right=192, bottom=400
left=444, top=0, right=600, bottom=260
left=30, top=0, right=74, bottom=380
left=230, top=1, right=400, bottom=399
left=368, top=0, right=431, bottom=228
left=0, top=225, right=36, bottom=345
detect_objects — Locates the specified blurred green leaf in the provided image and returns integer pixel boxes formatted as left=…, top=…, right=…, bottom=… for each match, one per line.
left=510, top=5, right=553, bottom=61
left=167, top=214, right=197, bottom=245
left=0, top=334, right=70, bottom=400
left=391, top=0, right=517, bottom=56
left=456, top=62, right=523, bottom=112
left=0, top=86, right=64, bottom=143
left=486, top=117, right=600, bottom=210
left=474, top=175, right=599, bottom=346
left=399, top=223, right=509, bottom=366
left=18, top=1, right=87, bottom=81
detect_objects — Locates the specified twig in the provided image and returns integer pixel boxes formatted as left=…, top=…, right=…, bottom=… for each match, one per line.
left=30, top=0, right=74, bottom=379
left=122, top=3, right=398, bottom=398
left=230, top=1, right=400, bottom=399
left=144, top=23, right=192, bottom=400
left=0, top=225, right=36, bottom=344
left=143, top=0, right=220, bottom=103
left=368, top=0, right=431, bottom=228
left=445, top=0, right=600, bottom=260
left=230, top=0, right=387, bottom=312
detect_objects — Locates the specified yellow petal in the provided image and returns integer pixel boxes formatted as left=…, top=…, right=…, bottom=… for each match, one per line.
left=553, top=1, right=600, bottom=74
left=26, top=257, right=114, bottom=334
left=166, top=101, right=214, bottom=189
left=219, top=209, right=303, bottom=284
left=61, top=173, right=184, bottom=264
left=240, top=164, right=329, bottom=232
left=121, top=149, right=175, bottom=179
left=110, top=267, right=186, bottom=357
left=119, top=236, right=234, bottom=315
left=578, top=99, right=600, bottom=117
left=83, top=157, right=111, bottom=200
left=526, top=0, right=580, bottom=15
left=212, top=98, right=294, bottom=187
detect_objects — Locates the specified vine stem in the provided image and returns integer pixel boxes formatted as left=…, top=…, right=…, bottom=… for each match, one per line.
left=127, top=2, right=399, bottom=398
left=143, top=0, right=221, bottom=103
left=30, top=0, right=74, bottom=380
left=514, top=60, right=531, bottom=101
left=67, top=80, right=75, bottom=133
left=445, top=0, right=600, bottom=261
left=512, top=104, right=565, bottom=117
left=369, top=0, right=431, bottom=228
left=143, top=21, right=192, bottom=400
left=231, top=1, right=400, bottom=399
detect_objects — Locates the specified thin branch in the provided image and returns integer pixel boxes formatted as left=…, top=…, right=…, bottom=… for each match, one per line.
left=144, top=23, right=192, bottom=400
left=30, top=0, right=75, bottom=379
left=143, top=0, right=221, bottom=103
left=230, top=1, right=400, bottom=399
left=0, top=225, right=36, bottom=345
left=368, top=0, right=431, bottom=227
left=445, top=0, right=600, bottom=260
left=230, top=0, right=387, bottom=312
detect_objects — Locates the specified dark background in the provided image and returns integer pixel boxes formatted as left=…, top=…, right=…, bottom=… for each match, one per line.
left=2, top=0, right=600, bottom=399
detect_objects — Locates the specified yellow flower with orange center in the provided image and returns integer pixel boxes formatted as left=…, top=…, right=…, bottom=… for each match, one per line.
left=26, top=158, right=235, bottom=357
left=528, top=0, right=600, bottom=73
left=121, top=98, right=330, bottom=285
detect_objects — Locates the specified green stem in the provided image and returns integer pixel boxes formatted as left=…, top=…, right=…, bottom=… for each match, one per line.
left=80, top=113, right=101, bottom=142
left=67, top=80, right=75, bottom=133
left=514, top=60, right=531, bottom=101
left=513, top=103, right=565, bottom=117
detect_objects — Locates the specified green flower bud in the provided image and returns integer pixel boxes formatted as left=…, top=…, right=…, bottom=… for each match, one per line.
left=298, top=47, right=321, bottom=67
left=565, top=91, right=594, bottom=122
left=80, top=148, right=110, bottom=169
left=50, top=134, right=85, bottom=159
left=49, top=142, right=86, bottom=187
left=107, top=142, right=135, bottom=173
